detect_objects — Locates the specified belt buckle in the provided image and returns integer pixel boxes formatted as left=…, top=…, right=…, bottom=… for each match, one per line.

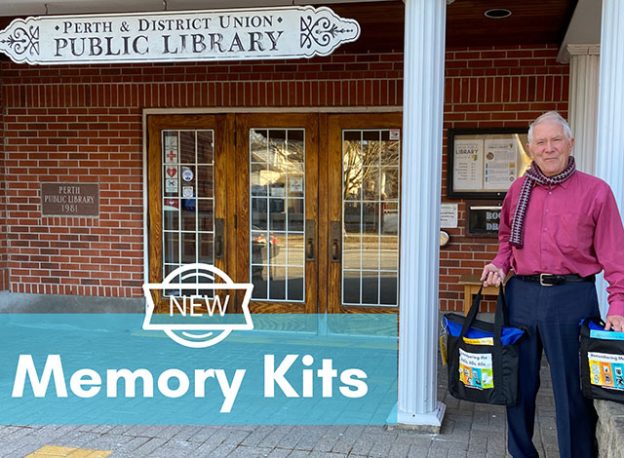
left=540, top=273, right=554, bottom=287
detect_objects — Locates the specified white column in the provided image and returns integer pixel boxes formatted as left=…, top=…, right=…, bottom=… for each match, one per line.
left=396, top=0, right=446, bottom=429
left=567, top=45, right=600, bottom=174
left=595, top=0, right=624, bottom=316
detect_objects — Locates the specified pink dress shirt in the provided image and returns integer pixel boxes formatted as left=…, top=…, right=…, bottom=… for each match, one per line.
left=492, top=170, right=624, bottom=317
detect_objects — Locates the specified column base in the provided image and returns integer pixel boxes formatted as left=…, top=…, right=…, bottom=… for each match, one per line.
left=387, top=401, right=446, bottom=433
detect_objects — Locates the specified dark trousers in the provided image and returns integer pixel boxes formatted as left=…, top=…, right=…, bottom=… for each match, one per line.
left=505, top=276, right=599, bottom=458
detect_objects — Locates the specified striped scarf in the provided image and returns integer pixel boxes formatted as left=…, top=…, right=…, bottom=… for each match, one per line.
left=509, top=156, right=576, bottom=248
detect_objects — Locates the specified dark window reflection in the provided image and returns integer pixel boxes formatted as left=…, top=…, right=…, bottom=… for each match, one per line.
left=252, top=272, right=267, bottom=299
left=197, top=130, right=214, bottom=164
left=361, top=271, right=379, bottom=304
left=180, top=131, right=195, bottom=164
left=343, top=271, right=361, bottom=304
left=198, top=233, right=214, bottom=265
left=182, top=233, right=196, bottom=263
left=380, top=274, right=398, bottom=305
left=163, top=232, right=179, bottom=264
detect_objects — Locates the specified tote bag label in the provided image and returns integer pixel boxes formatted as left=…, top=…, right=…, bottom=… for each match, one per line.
left=588, top=352, right=624, bottom=390
left=459, top=348, right=494, bottom=390
left=463, top=336, right=494, bottom=346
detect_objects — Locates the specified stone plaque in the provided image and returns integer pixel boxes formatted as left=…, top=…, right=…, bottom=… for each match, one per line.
left=41, top=183, right=99, bottom=216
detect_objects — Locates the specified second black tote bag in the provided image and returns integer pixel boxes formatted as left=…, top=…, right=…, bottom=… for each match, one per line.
left=579, top=317, right=624, bottom=404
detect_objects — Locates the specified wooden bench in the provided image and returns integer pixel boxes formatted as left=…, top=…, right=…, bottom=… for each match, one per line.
left=458, top=274, right=499, bottom=315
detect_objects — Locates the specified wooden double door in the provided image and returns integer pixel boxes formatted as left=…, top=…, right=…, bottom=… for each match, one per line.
left=147, top=112, right=401, bottom=314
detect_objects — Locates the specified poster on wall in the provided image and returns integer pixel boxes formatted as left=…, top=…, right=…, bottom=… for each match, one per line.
left=447, top=128, right=531, bottom=199
left=452, top=139, right=483, bottom=191
left=483, top=138, right=517, bottom=190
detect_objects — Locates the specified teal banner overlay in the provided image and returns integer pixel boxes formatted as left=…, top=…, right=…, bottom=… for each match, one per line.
left=0, top=314, right=397, bottom=425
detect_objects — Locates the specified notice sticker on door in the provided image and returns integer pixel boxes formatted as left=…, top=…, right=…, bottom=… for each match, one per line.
left=164, top=199, right=179, bottom=211
left=165, top=136, right=178, bottom=164
left=389, top=129, right=400, bottom=141
left=182, top=186, right=194, bottom=198
left=289, top=177, right=303, bottom=194
left=166, top=178, right=178, bottom=194
left=182, top=167, right=194, bottom=182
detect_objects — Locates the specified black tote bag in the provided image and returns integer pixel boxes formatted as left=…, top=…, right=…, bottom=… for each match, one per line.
left=443, top=286, right=525, bottom=406
left=580, top=317, right=624, bottom=404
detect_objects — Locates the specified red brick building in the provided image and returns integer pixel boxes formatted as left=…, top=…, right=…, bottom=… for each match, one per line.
left=0, top=0, right=619, bottom=428
left=0, top=2, right=573, bottom=313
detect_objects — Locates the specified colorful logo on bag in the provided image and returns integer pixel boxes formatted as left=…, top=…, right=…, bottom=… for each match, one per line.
left=143, top=263, right=253, bottom=348
left=587, top=352, right=624, bottom=391
left=459, top=349, right=494, bottom=390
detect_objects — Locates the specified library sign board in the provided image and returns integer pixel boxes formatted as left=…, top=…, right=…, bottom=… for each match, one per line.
left=0, top=6, right=360, bottom=65
left=447, top=128, right=531, bottom=199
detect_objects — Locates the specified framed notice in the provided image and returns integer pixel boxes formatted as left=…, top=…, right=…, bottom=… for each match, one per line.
left=447, top=128, right=531, bottom=199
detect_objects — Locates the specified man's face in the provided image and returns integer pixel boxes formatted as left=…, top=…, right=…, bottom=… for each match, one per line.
left=528, top=121, right=574, bottom=177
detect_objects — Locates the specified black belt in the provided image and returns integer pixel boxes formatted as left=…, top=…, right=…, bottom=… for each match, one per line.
left=515, top=273, right=596, bottom=286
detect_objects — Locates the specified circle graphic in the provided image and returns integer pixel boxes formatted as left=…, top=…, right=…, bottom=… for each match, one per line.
left=143, top=263, right=254, bottom=348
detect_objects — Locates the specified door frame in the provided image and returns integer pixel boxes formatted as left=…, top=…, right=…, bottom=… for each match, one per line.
left=143, top=109, right=402, bottom=315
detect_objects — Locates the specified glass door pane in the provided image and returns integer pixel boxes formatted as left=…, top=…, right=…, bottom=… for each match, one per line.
left=342, top=129, right=400, bottom=307
left=249, top=128, right=306, bottom=302
left=236, top=113, right=318, bottom=314
left=326, top=113, right=402, bottom=313
left=147, top=114, right=228, bottom=313
left=162, top=129, right=215, bottom=294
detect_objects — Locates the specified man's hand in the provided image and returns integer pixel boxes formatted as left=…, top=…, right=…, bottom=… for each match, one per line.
left=604, top=315, right=624, bottom=332
left=480, top=263, right=506, bottom=287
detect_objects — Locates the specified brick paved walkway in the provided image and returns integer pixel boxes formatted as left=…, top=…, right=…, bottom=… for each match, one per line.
left=0, top=361, right=559, bottom=457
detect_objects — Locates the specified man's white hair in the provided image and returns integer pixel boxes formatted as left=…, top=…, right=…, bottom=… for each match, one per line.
left=528, top=111, right=573, bottom=144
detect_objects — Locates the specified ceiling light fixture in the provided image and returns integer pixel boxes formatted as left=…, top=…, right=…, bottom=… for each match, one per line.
left=484, top=8, right=512, bottom=19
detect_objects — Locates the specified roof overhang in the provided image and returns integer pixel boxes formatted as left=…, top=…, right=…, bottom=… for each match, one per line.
left=0, top=0, right=391, bottom=16
left=558, top=0, right=601, bottom=63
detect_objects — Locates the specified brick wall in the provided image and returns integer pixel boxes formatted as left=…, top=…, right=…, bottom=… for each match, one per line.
left=440, top=45, right=569, bottom=311
left=0, top=52, right=403, bottom=298
left=0, top=86, right=6, bottom=291
left=0, top=44, right=568, bottom=304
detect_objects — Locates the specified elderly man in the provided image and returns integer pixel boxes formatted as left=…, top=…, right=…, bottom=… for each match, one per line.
left=481, top=111, right=624, bottom=458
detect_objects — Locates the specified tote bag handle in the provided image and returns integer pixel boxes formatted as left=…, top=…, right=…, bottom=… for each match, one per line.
left=459, top=285, right=507, bottom=343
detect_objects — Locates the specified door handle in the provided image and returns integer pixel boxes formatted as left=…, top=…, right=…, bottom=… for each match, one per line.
left=305, top=220, right=316, bottom=261
left=330, top=221, right=341, bottom=262
left=215, top=218, right=224, bottom=260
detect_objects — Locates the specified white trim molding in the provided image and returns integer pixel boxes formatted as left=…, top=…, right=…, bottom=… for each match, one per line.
left=567, top=44, right=600, bottom=174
